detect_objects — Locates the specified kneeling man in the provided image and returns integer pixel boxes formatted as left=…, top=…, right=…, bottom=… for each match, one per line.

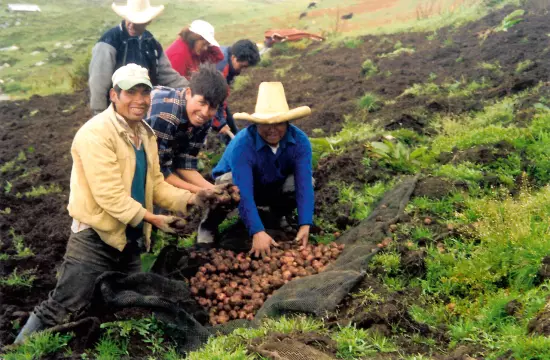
left=201, top=82, right=314, bottom=257
left=14, top=64, right=226, bottom=344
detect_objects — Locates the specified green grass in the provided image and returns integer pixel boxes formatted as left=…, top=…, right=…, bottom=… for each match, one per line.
left=361, top=59, right=378, bottom=78
left=9, top=227, right=34, bottom=258
left=516, top=59, right=534, bottom=74
left=0, top=268, right=36, bottom=287
left=369, top=252, right=401, bottom=275
left=232, top=75, right=250, bottom=92
left=332, top=325, right=397, bottom=359
left=358, top=92, right=382, bottom=112
left=23, top=184, right=62, bottom=198
left=2, top=332, right=72, bottom=360
left=336, top=181, right=392, bottom=220
left=378, top=47, right=415, bottom=58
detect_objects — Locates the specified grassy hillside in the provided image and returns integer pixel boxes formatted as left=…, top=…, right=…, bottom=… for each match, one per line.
left=0, top=0, right=483, bottom=99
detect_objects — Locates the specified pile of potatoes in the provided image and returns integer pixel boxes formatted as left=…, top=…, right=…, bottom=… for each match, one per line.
left=188, top=242, right=345, bottom=325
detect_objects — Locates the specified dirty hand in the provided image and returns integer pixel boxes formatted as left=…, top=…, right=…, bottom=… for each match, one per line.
left=149, top=215, right=178, bottom=234
left=295, top=225, right=310, bottom=248
left=194, top=184, right=232, bottom=208
left=249, top=231, right=279, bottom=258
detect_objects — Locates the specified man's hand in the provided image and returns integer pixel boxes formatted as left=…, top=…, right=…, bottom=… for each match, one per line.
left=249, top=231, right=279, bottom=258
left=144, top=214, right=177, bottom=234
left=191, top=183, right=239, bottom=208
left=296, top=225, right=310, bottom=248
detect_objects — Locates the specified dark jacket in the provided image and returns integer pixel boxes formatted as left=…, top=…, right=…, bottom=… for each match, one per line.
left=88, top=21, right=188, bottom=113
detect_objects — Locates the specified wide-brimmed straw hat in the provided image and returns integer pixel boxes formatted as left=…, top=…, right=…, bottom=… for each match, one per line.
left=189, top=20, right=220, bottom=48
left=233, top=82, right=311, bottom=124
left=112, top=0, right=164, bottom=24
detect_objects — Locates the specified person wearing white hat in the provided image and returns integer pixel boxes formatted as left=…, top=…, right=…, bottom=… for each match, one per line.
left=88, top=0, right=189, bottom=115
left=165, top=20, right=224, bottom=79
left=204, top=82, right=315, bottom=258
left=13, top=64, right=231, bottom=345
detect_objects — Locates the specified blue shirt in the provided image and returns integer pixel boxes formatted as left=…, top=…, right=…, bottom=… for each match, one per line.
left=213, top=124, right=314, bottom=236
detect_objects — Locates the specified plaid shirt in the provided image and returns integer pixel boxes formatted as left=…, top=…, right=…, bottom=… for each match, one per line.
left=146, top=86, right=211, bottom=177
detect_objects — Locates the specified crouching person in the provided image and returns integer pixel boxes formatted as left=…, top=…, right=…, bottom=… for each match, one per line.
left=14, top=64, right=224, bottom=344
left=200, top=82, right=314, bottom=257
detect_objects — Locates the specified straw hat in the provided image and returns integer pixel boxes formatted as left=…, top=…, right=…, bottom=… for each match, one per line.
left=189, top=20, right=220, bottom=47
left=112, top=0, right=164, bottom=24
left=233, top=82, right=311, bottom=124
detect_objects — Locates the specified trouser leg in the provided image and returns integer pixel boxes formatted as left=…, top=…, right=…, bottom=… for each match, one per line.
left=197, top=173, right=234, bottom=244
left=33, top=229, right=121, bottom=327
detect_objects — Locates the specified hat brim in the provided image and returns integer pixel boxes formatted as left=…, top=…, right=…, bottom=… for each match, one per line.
left=202, top=33, right=220, bottom=48
left=112, top=3, right=164, bottom=24
left=116, top=78, right=153, bottom=90
left=233, top=106, right=311, bottom=124
left=189, top=24, right=220, bottom=47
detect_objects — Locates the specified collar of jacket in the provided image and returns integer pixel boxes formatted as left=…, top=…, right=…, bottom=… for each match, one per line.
left=253, top=124, right=296, bottom=152
left=107, top=104, right=155, bottom=140
left=119, top=21, right=154, bottom=41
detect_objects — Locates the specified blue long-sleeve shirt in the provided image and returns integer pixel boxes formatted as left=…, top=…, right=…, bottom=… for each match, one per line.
left=213, top=124, right=314, bottom=236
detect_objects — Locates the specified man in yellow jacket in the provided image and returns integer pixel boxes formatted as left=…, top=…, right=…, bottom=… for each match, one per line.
left=14, top=63, right=227, bottom=344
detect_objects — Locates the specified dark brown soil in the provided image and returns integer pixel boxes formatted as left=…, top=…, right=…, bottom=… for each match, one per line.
left=412, top=176, right=456, bottom=199
left=230, top=4, right=550, bottom=136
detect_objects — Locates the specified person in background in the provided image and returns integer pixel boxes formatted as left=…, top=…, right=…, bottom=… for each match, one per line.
left=88, top=0, right=189, bottom=114
left=202, top=82, right=314, bottom=256
left=14, top=64, right=230, bottom=344
left=215, top=39, right=261, bottom=144
left=165, top=20, right=224, bottom=79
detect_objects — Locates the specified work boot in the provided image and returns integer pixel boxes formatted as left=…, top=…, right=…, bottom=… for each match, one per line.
left=14, top=312, right=45, bottom=344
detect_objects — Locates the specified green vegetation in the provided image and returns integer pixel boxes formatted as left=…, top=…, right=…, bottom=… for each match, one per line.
left=2, top=332, right=72, bottom=360
left=332, top=325, right=397, bottom=359
left=358, top=92, right=383, bottom=112
left=400, top=76, right=490, bottom=98
left=495, top=9, right=525, bottom=32
left=9, top=227, right=34, bottom=258
left=379, top=47, right=415, bottom=58
left=1, top=151, right=26, bottom=173
left=0, top=268, right=36, bottom=287
left=516, top=59, right=534, bottom=73
left=23, top=184, right=63, bottom=198
left=342, top=38, right=364, bottom=49
left=232, top=75, right=250, bottom=92
left=337, top=181, right=393, bottom=220
left=361, top=59, right=378, bottom=78
left=366, top=139, right=424, bottom=173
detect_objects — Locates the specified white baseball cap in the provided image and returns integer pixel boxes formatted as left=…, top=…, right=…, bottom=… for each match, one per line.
left=112, top=63, right=152, bottom=90
left=189, top=20, right=220, bottom=48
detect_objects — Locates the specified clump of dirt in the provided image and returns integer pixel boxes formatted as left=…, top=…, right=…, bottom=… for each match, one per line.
left=438, top=141, right=515, bottom=166
left=384, top=113, right=426, bottom=133
left=528, top=304, right=550, bottom=335
left=249, top=332, right=337, bottom=360
left=412, top=176, right=456, bottom=199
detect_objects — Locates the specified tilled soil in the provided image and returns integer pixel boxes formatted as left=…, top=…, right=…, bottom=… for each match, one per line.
left=1, top=3, right=549, bottom=354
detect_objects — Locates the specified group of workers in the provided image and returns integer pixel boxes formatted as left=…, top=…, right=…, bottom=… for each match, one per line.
left=14, top=0, right=315, bottom=344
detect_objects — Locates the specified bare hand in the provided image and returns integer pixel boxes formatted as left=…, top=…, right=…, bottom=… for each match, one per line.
left=295, top=225, right=310, bottom=248
left=249, top=231, right=279, bottom=258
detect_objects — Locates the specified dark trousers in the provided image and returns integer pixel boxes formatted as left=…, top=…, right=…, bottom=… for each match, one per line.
left=197, top=173, right=297, bottom=244
left=34, top=229, right=142, bottom=327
